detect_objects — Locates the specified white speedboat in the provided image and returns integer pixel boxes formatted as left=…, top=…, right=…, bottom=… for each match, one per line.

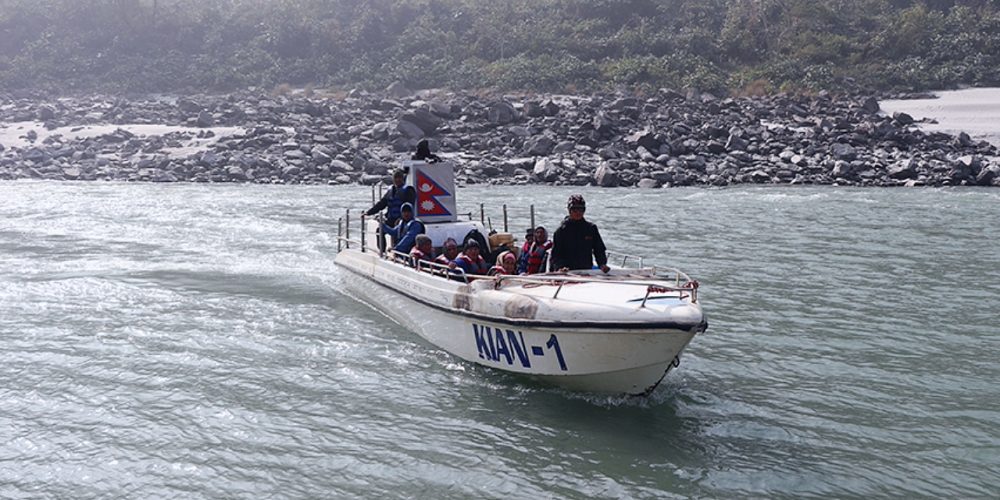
left=334, top=161, right=707, bottom=395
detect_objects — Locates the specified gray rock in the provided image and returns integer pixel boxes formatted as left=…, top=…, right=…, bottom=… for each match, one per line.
left=396, top=119, right=425, bottom=139
left=976, top=164, right=999, bottom=186
left=399, top=108, right=443, bottom=135
left=540, top=99, right=560, bottom=116
left=329, top=160, right=352, bottom=173
left=831, top=143, right=857, bottom=161
left=637, top=178, right=660, bottom=189
left=523, top=136, right=555, bottom=156
left=523, top=101, right=544, bottom=118
left=508, top=126, right=530, bottom=137
left=227, top=165, right=247, bottom=181
left=196, top=110, right=214, bottom=128
left=487, top=101, right=518, bottom=125
left=532, top=158, right=561, bottom=182
left=887, top=159, right=918, bottom=179
left=725, top=134, right=749, bottom=152
left=553, top=141, right=575, bottom=154
left=892, top=112, right=915, bottom=126
left=62, top=167, right=81, bottom=180
left=37, top=105, right=56, bottom=121
left=594, top=164, right=620, bottom=187
left=860, top=96, right=880, bottom=114
left=626, top=130, right=659, bottom=151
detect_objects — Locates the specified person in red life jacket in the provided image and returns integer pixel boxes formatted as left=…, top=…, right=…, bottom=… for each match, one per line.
left=551, top=194, right=610, bottom=273
left=409, top=234, right=435, bottom=269
left=524, top=226, right=553, bottom=274
left=488, top=251, right=518, bottom=276
left=516, top=227, right=534, bottom=274
left=435, top=238, right=459, bottom=266
left=453, top=239, right=489, bottom=275
left=393, top=203, right=425, bottom=254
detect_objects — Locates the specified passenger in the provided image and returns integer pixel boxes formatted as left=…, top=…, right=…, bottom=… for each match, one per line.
left=524, top=226, right=553, bottom=274
left=435, top=237, right=460, bottom=266
left=392, top=202, right=425, bottom=254
left=453, top=239, right=489, bottom=275
left=516, top=227, right=534, bottom=274
left=364, top=168, right=415, bottom=250
left=409, top=234, right=435, bottom=269
left=488, top=251, right=518, bottom=276
left=412, top=139, right=442, bottom=163
left=551, top=194, right=610, bottom=273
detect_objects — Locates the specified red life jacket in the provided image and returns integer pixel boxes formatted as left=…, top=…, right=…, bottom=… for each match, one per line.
left=526, top=240, right=552, bottom=274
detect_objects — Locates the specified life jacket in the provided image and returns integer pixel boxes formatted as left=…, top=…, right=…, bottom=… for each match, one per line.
left=410, top=247, right=434, bottom=267
left=454, top=253, right=489, bottom=275
left=386, top=185, right=415, bottom=222
left=526, top=240, right=552, bottom=274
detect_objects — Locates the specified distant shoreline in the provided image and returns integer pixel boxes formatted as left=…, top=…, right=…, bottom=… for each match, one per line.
left=1, top=89, right=998, bottom=188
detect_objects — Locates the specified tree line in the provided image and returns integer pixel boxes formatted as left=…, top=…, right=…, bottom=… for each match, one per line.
left=1, top=0, right=998, bottom=94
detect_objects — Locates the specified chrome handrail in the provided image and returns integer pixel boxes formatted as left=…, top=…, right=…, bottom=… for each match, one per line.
left=387, top=249, right=470, bottom=284
left=494, top=272, right=699, bottom=304
left=606, top=250, right=644, bottom=268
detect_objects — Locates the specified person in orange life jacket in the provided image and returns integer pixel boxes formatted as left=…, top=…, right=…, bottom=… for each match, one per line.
left=524, top=226, right=552, bottom=274
left=436, top=238, right=459, bottom=266
left=409, top=234, right=435, bottom=268
left=365, top=168, right=416, bottom=250
left=393, top=203, right=425, bottom=254
left=452, top=238, right=489, bottom=275
left=516, top=227, right=534, bottom=274
left=551, top=194, right=610, bottom=273
left=488, top=251, right=518, bottom=276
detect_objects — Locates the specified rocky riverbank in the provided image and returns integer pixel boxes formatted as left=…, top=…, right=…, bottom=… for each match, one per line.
left=1, top=86, right=998, bottom=187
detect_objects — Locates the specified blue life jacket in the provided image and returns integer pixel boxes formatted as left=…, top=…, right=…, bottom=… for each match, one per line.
left=386, top=185, right=415, bottom=222
left=394, top=218, right=426, bottom=254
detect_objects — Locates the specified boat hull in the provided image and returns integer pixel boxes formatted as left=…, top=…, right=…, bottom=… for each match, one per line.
left=335, top=249, right=704, bottom=395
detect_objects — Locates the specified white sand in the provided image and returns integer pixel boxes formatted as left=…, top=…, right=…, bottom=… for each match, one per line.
left=880, top=88, right=1000, bottom=147
left=0, top=122, right=245, bottom=157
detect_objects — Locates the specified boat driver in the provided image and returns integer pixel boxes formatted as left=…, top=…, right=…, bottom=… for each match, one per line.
left=551, top=194, right=610, bottom=273
left=365, top=168, right=416, bottom=251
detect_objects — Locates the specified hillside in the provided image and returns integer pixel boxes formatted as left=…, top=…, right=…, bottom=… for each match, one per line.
left=1, top=0, right=999, bottom=94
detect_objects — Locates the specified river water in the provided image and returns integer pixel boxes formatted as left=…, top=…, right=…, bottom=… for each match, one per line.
left=1, top=182, right=998, bottom=498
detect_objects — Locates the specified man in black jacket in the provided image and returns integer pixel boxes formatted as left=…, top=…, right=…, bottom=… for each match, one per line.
left=551, top=194, right=610, bottom=273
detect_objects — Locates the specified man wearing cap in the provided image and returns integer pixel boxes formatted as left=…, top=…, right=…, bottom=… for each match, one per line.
left=393, top=202, right=425, bottom=254
left=551, top=194, right=610, bottom=273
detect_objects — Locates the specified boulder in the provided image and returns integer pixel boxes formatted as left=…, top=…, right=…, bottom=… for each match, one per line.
left=831, top=143, right=857, bottom=161
left=975, top=164, right=999, bottom=186
left=227, top=165, right=247, bottom=181
left=196, top=110, right=214, bottom=128
left=594, top=164, right=620, bottom=187
left=532, top=158, right=561, bottom=182
left=399, top=108, right=442, bottom=135
left=892, top=112, right=915, bottom=126
left=625, top=130, right=659, bottom=151
left=487, top=101, right=518, bottom=125
left=860, top=96, right=880, bottom=114
left=637, top=178, right=660, bottom=189
left=887, top=159, right=918, bottom=179
left=395, top=119, right=425, bottom=140
left=725, top=134, right=748, bottom=152
left=540, top=99, right=560, bottom=116
left=523, top=136, right=555, bottom=156
left=36, top=105, right=56, bottom=121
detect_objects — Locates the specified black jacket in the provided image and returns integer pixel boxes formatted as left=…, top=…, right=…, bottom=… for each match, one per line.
left=551, top=217, right=608, bottom=271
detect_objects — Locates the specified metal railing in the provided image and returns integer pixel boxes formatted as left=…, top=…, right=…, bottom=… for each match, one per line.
left=492, top=272, right=699, bottom=305
left=386, top=249, right=470, bottom=283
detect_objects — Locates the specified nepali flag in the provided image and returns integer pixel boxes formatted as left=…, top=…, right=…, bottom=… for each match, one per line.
left=416, top=170, right=452, bottom=217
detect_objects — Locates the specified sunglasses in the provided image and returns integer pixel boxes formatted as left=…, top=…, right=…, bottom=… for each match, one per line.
left=569, top=207, right=585, bottom=212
